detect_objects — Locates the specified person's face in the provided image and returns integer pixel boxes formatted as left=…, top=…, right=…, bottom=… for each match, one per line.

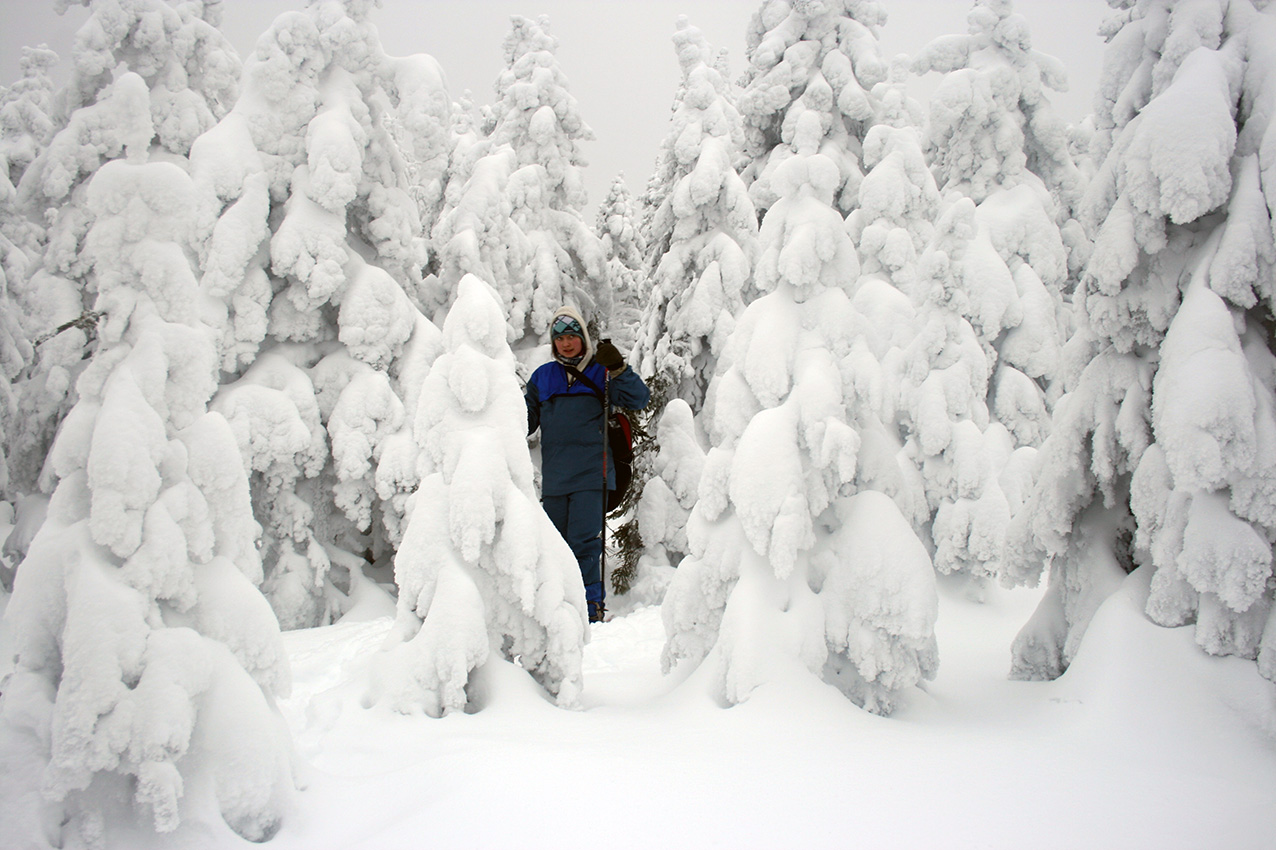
left=554, top=334, right=583, bottom=358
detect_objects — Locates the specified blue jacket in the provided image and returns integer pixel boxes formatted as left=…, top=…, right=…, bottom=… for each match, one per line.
left=526, top=361, right=650, bottom=497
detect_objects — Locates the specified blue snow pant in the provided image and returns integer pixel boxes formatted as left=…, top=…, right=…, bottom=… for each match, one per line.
left=542, top=490, right=605, bottom=603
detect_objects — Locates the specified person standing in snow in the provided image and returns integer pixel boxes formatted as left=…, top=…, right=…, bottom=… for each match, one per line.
left=526, top=306, right=650, bottom=623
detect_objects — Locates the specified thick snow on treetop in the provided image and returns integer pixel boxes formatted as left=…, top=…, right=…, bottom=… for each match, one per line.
left=634, top=16, right=757, bottom=411
left=22, top=0, right=239, bottom=206
left=912, top=0, right=1077, bottom=210
left=431, top=15, right=604, bottom=347
left=493, top=15, right=593, bottom=209
left=738, top=0, right=888, bottom=217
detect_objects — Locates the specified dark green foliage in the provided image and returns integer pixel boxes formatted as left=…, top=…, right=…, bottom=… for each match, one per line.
left=606, top=370, right=672, bottom=594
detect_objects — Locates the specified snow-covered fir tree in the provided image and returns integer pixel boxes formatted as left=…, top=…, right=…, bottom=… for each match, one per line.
left=190, top=0, right=446, bottom=628
left=494, top=15, right=606, bottom=345
left=1006, top=0, right=1276, bottom=683
left=634, top=16, right=758, bottom=413
left=371, top=274, right=586, bottom=716
left=661, top=78, right=939, bottom=713
left=1, top=44, right=58, bottom=207
left=632, top=395, right=705, bottom=587
left=54, top=0, right=241, bottom=152
left=595, top=172, right=646, bottom=353
left=911, top=0, right=1083, bottom=222
left=428, top=87, right=525, bottom=327
left=383, top=37, right=452, bottom=261
left=737, top=0, right=889, bottom=221
left=0, top=156, right=292, bottom=846
left=0, top=46, right=60, bottom=556
left=432, top=15, right=604, bottom=356
left=618, top=18, right=755, bottom=601
left=0, top=231, right=31, bottom=512
left=0, top=42, right=58, bottom=507
left=7, top=0, right=241, bottom=500
left=591, top=173, right=651, bottom=595
left=901, top=0, right=1078, bottom=588
left=838, top=57, right=938, bottom=545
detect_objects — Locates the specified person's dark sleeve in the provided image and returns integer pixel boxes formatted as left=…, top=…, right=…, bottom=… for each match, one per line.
left=609, top=367, right=650, bottom=410
left=525, top=381, right=541, bottom=435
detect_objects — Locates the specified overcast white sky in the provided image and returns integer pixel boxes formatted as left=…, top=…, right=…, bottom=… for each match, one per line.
left=1, top=0, right=1110, bottom=215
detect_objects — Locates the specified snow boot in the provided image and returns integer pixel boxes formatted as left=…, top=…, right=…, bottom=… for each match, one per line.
left=588, top=600, right=606, bottom=623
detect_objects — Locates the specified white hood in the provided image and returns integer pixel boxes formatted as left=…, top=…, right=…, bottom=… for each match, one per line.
left=550, top=305, right=593, bottom=368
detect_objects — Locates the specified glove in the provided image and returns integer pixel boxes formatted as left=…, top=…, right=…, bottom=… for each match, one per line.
left=594, top=340, right=624, bottom=371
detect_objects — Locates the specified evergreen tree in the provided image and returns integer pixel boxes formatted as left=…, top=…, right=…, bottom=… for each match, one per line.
left=0, top=45, right=57, bottom=506
left=738, top=0, right=889, bottom=221
left=433, top=15, right=604, bottom=355
left=370, top=275, right=586, bottom=716
left=595, top=172, right=646, bottom=353
left=661, top=71, right=938, bottom=713
left=634, top=16, right=758, bottom=414
left=495, top=15, right=605, bottom=345
left=592, top=175, right=648, bottom=597
left=0, top=156, right=292, bottom=845
left=429, top=111, right=531, bottom=335
left=631, top=395, right=705, bottom=592
left=0, top=230, right=32, bottom=510
left=420, top=87, right=497, bottom=326
left=903, top=0, right=1077, bottom=588
left=190, top=1, right=445, bottom=628
left=9, top=0, right=241, bottom=500
left=1006, top=0, right=1276, bottom=682
left=383, top=45, right=452, bottom=267
left=1, top=44, right=58, bottom=210
left=839, top=57, right=938, bottom=544
left=911, top=0, right=1083, bottom=220
left=615, top=19, right=756, bottom=601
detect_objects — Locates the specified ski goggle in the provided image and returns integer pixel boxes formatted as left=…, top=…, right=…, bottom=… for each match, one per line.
left=551, top=316, right=583, bottom=340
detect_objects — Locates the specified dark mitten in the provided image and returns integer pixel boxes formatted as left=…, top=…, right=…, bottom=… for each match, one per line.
left=595, top=340, right=624, bottom=370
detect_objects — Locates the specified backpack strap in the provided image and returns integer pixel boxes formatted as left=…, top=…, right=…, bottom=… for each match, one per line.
left=563, top=363, right=606, bottom=403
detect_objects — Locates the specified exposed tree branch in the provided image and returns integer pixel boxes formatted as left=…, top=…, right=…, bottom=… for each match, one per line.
left=31, top=310, right=101, bottom=349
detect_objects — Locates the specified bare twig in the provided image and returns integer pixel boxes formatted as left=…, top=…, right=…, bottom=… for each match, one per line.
left=31, top=310, right=101, bottom=349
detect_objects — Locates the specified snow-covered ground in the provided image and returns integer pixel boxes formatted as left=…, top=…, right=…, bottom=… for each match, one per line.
left=220, top=569, right=1276, bottom=850
left=2, top=531, right=1274, bottom=849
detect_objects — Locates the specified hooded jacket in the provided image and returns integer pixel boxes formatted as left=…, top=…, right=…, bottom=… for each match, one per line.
left=525, top=306, right=650, bottom=496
